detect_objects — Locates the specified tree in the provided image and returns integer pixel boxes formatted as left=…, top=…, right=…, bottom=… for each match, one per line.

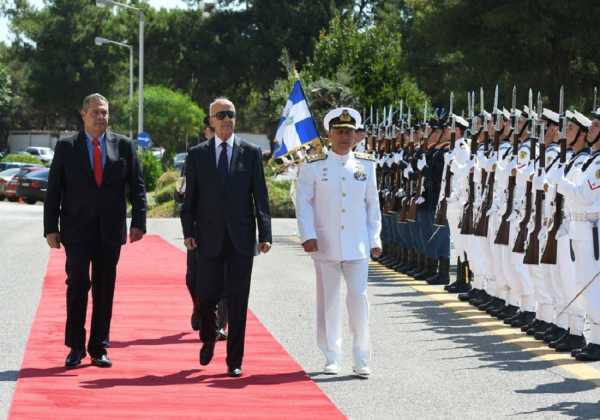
left=122, top=85, right=204, bottom=154
left=0, top=63, right=14, bottom=149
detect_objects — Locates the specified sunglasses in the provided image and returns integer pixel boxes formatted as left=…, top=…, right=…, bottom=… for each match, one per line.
left=212, top=110, right=236, bottom=120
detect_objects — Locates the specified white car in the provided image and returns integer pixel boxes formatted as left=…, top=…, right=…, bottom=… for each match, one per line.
left=25, top=147, right=54, bottom=164
left=174, top=152, right=187, bottom=171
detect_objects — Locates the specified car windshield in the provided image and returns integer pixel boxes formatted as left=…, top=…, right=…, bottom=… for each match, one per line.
left=175, top=153, right=186, bottom=161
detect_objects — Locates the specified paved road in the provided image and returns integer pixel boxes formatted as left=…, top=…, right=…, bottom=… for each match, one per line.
left=1, top=201, right=600, bottom=419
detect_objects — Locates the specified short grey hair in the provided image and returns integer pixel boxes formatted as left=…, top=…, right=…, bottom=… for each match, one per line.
left=209, top=97, right=235, bottom=116
left=82, top=93, right=109, bottom=111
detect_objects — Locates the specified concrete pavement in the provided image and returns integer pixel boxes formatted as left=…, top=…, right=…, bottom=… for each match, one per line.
left=1, top=201, right=600, bottom=419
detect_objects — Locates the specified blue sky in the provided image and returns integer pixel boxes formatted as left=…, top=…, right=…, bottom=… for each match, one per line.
left=1, top=0, right=190, bottom=44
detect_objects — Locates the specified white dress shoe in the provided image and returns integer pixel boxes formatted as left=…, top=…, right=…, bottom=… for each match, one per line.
left=352, top=365, right=371, bottom=378
left=323, top=362, right=340, bottom=375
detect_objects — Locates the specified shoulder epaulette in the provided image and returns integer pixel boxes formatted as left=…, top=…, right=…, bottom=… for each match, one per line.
left=306, top=152, right=327, bottom=163
left=354, top=152, right=375, bottom=161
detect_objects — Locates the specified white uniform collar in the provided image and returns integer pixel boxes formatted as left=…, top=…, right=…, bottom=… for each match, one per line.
left=328, top=149, right=354, bottom=163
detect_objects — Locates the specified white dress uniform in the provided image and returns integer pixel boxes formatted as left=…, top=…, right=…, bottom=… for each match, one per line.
left=296, top=149, right=382, bottom=368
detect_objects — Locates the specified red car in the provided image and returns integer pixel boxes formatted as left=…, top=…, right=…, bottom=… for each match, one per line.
left=0, top=167, right=21, bottom=200
left=3, top=166, right=44, bottom=202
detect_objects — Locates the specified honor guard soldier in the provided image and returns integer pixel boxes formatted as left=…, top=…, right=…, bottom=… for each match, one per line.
left=296, top=107, right=382, bottom=377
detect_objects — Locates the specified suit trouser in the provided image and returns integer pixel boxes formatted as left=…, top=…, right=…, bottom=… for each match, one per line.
left=64, top=241, right=121, bottom=357
left=196, top=232, right=253, bottom=369
left=313, top=258, right=370, bottom=366
left=187, top=250, right=228, bottom=331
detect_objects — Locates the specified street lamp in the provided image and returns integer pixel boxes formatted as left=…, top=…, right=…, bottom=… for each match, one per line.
left=96, top=0, right=144, bottom=137
left=94, top=36, right=133, bottom=139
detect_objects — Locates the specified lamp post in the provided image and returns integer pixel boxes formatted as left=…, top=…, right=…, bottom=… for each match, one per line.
left=94, top=36, right=133, bottom=139
left=96, top=0, right=144, bottom=137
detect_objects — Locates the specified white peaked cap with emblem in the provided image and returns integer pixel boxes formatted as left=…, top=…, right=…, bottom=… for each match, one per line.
left=323, top=107, right=362, bottom=132
left=542, top=108, right=560, bottom=125
left=452, top=114, right=469, bottom=129
left=573, top=110, right=592, bottom=129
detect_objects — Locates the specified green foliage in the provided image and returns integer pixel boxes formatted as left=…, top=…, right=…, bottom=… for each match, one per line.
left=154, top=183, right=177, bottom=204
left=1, top=153, right=44, bottom=165
left=123, top=86, right=204, bottom=155
left=155, top=170, right=180, bottom=191
left=0, top=63, right=14, bottom=145
left=266, top=177, right=295, bottom=218
left=148, top=200, right=176, bottom=218
left=138, top=150, right=163, bottom=192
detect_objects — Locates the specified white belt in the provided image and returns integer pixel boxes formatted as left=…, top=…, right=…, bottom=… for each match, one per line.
left=570, top=212, right=600, bottom=222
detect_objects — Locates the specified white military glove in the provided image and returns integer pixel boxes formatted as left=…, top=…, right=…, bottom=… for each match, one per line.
left=416, top=196, right=425, bottom=205
left=417, top=155, right=427, bottom=170
left=403, top=166, right=413, bottom=178
left=545, top=163, right=564, bottom=184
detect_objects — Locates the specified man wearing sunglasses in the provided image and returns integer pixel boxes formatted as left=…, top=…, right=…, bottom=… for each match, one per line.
left=181, top=97, right=272, bottom=377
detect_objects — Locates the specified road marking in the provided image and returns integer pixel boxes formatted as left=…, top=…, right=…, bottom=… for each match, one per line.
left=369, top=262, right=600, bottom=385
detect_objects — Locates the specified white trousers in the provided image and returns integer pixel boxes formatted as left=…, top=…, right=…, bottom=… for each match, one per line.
left=314, top=258, right=370, bottom=366
left=572, top=239, right=600, bottom=343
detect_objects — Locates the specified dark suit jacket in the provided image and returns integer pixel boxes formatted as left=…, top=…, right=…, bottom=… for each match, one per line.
left=44, top=130, right=147, bottom=246
left=180, top=136, right=272, bottom=257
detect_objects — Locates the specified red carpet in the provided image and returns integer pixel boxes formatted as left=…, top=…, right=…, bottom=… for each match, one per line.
left=9, top=235, right=344, bottom=419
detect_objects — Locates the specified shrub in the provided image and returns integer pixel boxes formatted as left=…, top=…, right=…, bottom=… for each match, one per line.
left=267, top=178, right=295, bottom=218
left=1, top=153, right=44, bottom=165
left=155, top=183, right=177, bottom=204
left=148, top=200, right=176, bottom=218
left=138, top=150, right=163, bottom=192
left=155, top=170, right=180, bottom=191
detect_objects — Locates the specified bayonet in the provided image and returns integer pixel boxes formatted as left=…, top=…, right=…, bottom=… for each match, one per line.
left=511, top=85, right=517, bottom=129
left=594, top=86, right=598, bottom=111
left=528, top=88, right=533, bottom=114
left=449, top=92, right=454, bottom=118
left=493, top=84, right=499, bottom=114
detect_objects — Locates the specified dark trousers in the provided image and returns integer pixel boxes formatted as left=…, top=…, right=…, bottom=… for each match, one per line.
left=186, top=250, right=228, bottom=330
left=64, top=241, right=121, bottom=357
left=196, top=231, right=253, bottom=369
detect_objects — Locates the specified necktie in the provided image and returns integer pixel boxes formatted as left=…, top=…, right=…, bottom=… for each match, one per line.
left=92, top=137, right=103, bottom=187
left=218, top=142, right=229, bottom=179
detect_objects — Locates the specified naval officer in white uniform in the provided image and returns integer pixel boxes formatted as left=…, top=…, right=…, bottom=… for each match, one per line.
left=295, top=107, right=382, bottom=377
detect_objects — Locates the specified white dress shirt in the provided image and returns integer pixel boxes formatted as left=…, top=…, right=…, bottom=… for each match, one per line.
left=215, top=134, right=235, bottom=166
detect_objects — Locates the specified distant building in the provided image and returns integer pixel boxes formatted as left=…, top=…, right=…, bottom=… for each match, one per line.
left=8, top=130, right=77, bottom=153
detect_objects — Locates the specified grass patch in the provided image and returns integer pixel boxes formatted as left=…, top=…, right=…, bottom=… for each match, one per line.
left=148, top=200, right=176, bottom=218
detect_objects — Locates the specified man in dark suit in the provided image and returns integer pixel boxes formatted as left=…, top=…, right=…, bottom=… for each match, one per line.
left=44, top=93, right=147, bottom=368
left=181, top=97, right=271, bottom=377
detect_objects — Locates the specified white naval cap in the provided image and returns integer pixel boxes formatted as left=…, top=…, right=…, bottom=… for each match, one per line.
left=541, top=108, right=560, bottom=125
left=452, top=114, right=469, bottom=129
left=592, top=107, right=600, bottom=120
left=570, top=110, right=592, bottom=129
left=323, top=107, right=362, bottom=132
left=523, top=106, right=537, bottom=120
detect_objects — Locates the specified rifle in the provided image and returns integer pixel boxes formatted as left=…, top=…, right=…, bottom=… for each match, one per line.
left=474, top=116, right=501, bottom=236
left=459, top=127, right=480, bottom=235
left=434, top=93, right=455, bottom=226
left=541, top=87, right=567, bottom=264
left=512, top=135, right=537, bottom=253
left=523, top=129, right=545, bottom=264
left=495, top=86, right=521, bottom=244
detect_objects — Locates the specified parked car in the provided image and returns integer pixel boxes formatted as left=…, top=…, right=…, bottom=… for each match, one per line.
left=174, top=152, right=187, bottom=171
left=0, top=161, right=35, bottom=171
left=25, top=146, right=54, bottom=164
left=0, top=168, right=21, bottom=201
left=151, top=147, right=166, bottom=160
left=4, top=166, right=45, bottom=202
left=17, top=168, right=49, bottom=204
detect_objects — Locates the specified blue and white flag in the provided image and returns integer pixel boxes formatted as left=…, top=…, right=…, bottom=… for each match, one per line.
left=274, top=80, right=319, bottom=158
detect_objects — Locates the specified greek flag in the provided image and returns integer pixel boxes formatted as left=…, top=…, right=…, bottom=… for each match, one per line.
left=274, top=80, right=319, bottom=158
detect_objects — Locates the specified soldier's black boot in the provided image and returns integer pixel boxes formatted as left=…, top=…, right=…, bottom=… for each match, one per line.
left=521, top=316, right=540, bottom=333
left=415, top=257, right=437, bottom=280
left=534, top=322, right=557, bottom=340
left=459, top=288, right=483, bottom=302
left=403, top=249, right=418, bottom=274
left=446, top=259, right=471, bottom=293
left=427, top=258, right=450, bottom=285
left=574, top=343, right=600, bottom=361
left=508, top=311, right=536, bottom=328
left=527, top=320, right=550, bottom=338
left=484, top=298, right=506, bottom=315
left=392, top=247, right=405, bottom=272
left=553, top=333, right=585, bottom=352
left=406, top=253, right=424, bottom=277
left=380, top=244, right=396, bottom=266
left=494, top=304, right=519, bottom=320
left=543, top=325, right=567, bottom=343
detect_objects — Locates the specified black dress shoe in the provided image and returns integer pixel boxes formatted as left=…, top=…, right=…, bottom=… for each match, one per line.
left=228, top=367, right=243, bottom=377
left=544, top=326, right=567, bottom=343
left=526, top=320, right=548, bottom=337
left=509, top=311, right=535, bottom=328
left=65, top=349, right=86, bottom=368
left=521, top=317, right=539, bottom=333
left=533, top=323, right=554, bottom=340
left=90, top=354, right=112, bottom=368
left=459, top=288, right=481, bottom=302
left=495, top=305, right=518, bottom=320
left=554, top=334, right=586, bottom=352
left=199, top=341, right=215, bottom=366
left=446, top=282, right=471, bottom=294
left=574, top=343, right=600, bottom=361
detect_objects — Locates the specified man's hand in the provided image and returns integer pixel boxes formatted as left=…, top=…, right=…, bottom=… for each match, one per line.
left=184, top=237, right=197, bottom=250
left=46, top=233, right=61, bottom=249
left=129, top=227, right=144, bottom=243
left=371, top=247, right=382, bottom=258
left=258, top=242, right=271, bottom=254
left=302, top=239, right=318, bottom=252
